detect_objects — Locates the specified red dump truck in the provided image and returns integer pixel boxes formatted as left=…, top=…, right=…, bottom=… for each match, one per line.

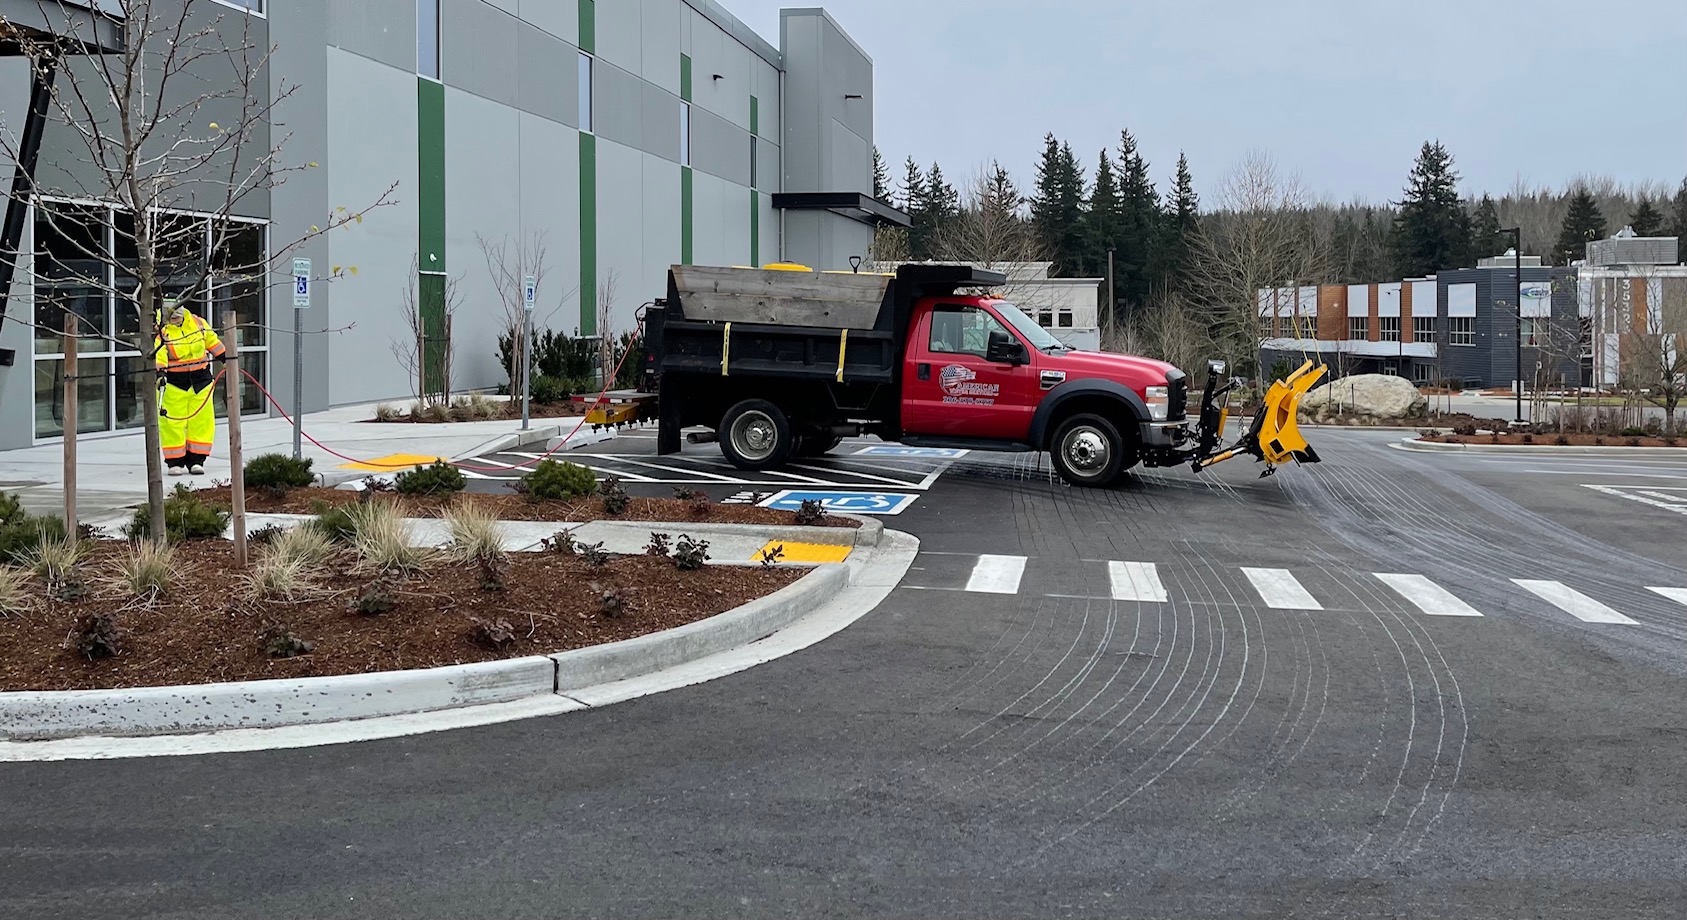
left=592, top=263, right=1324, bottom=487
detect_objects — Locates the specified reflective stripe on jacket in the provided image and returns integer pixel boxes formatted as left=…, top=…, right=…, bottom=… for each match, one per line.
left=154, top=311, right=226, bottom=371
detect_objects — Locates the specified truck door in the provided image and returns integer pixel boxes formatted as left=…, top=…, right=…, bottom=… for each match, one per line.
left=903, top=302, right=1036, bottom=439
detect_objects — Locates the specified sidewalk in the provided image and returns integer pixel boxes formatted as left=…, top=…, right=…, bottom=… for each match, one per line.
left=1, top=401, right=609, bottom=521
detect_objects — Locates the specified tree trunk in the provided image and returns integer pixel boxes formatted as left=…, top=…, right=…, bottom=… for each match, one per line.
left=138, top=292, right=166, bottom=543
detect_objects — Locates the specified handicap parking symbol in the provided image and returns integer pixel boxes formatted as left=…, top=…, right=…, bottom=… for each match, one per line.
left=852, top=445, right=970, bottom=459
left=757, top=489, right=918, bottom=516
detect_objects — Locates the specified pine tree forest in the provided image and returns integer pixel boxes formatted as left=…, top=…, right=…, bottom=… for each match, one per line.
left=869, top=136, right=1687, bottom=374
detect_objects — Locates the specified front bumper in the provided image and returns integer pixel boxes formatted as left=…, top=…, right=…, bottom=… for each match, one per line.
left=1140, top=419, right=1186, bottom=448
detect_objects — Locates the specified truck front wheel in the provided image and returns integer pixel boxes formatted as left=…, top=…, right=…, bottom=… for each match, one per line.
left=720, top=399, right=795, bottom=470
left=1049, top=413, right=1128, bottom=487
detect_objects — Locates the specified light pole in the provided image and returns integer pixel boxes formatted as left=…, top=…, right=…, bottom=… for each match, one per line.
left=1515, top=235, right=1524, bottom=424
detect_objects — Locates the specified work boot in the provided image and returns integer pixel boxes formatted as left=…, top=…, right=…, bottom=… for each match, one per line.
left=189, top=464, right=205, bottom=476
left=168, top=466, right=184, bottom=476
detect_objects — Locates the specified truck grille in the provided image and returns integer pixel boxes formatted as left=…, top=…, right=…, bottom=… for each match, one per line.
left=1165, top=370, right=1188, bottom=421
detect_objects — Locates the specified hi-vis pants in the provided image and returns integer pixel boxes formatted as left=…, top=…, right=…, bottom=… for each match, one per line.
left=160, top=370, right=215, bottom=468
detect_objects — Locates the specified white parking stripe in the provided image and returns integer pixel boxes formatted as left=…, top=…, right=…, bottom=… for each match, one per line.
left=1374, top=573, right=1484, bottom=617
left=1513, top=580, right=1639, bottom=625
left=1647, top=586, right=1687, bottom=607
left=965, top=555, right=1027, bottom=595
left=1241, top=567, right=1323, bottom=610
left=1109, top=561, right=1168, bottom=603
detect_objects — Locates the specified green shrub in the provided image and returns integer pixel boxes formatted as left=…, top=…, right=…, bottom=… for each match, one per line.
left=310, top=503, right=360, bottom=544
left=520, top=459, right=597, bottom=501
left=393, top=461, right=467, bottom=495
left=530, top=374, right=568, bottom=405
left=0, top=514, right=67, bottom=565
left=1619, top=426, right=1647, bottom=438
left=125, top=485, right=232, bottom=541
left=0, top=491, right=24, bottom=526
left=243, top=453, right=316, bottom=491
left=599, top=477, right=630, bottom=515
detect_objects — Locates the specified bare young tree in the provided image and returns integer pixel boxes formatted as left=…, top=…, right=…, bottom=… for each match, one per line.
left=390, top=256, right=462, bottom=408
left=1186, top=152, right=1329, bottom=378
left=0, top=1, right=395, bottom=539
left=1128, top=291, right=1212, bottom=376
left=1619, top=269, right=1687, bottom=434
left=594, top=269, right=619, bottom=388
left=476, top=231, right=576, bottom=403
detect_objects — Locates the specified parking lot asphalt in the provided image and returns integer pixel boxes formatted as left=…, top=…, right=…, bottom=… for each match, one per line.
left=6, top=428, right=1687, bottom=918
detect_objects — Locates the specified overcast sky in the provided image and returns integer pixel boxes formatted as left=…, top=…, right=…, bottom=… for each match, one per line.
left=725, top=0, right=1687, bottom=207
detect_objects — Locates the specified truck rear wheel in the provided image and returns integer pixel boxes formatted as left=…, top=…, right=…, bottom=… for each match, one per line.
left=1049, top=413, right=1127, bottom=487
left=720, top=399, right=794, bottom=470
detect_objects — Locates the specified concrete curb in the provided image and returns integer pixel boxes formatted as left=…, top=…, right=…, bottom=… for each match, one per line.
left=568, top=515, right=882, bottom=548
left=1392, top=437, right=1687, bottom=457
left=0, top=559, right=847, bottom=743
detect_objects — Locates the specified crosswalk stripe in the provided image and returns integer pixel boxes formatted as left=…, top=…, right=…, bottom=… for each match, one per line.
left=1647, top=586, right=1687, bottom=608
left=1109, top=561, right=1167, bottom=603
left=1514, top=580, right=1639, bottom=625
left=1375, top=573, right=1484, bottom=617
left=964, top=555, right=1027, bottom=594
left=1241, top=567, right=1323, bottom=610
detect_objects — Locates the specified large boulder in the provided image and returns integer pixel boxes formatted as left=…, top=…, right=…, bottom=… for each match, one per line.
left=1298, top=374, right=1427, bottom=422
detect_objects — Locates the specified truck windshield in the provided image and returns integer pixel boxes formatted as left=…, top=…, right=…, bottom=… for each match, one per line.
left=992, top=301, right=1069, bottom=352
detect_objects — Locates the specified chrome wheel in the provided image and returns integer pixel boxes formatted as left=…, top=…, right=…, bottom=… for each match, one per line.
left=729, top=410, right=780, bottom=462
left=1061, top=426, right=1111, bottom=475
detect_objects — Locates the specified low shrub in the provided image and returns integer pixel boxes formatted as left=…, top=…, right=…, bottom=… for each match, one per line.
left=118, top=540, right=175, bottom=600
left=671, top=486, right=698, bottom=501
left=1619, top=426, right=1647, bottom=438
left=245, top=555, right=318, bottom=601
left=65, top=613, right=125, bottom=660
left=243, top=453, right=315, bottom=491
left=1627, top=437, right=1643, bottom=447
left=0, top=491, right=24, bottom=526
left=688, top=491, right=712, bottom=517
left=1554, top=434, right=1570, bottom=446
left=521, top=459, right=597, bottom=501
left=794, top=499, right=827, bottom=526
left=645, top=532, right=671, bottom=558
left=349, top=579, right=396, bottom=615
left=25, top=534, right=84, bottom=585
left=476, top=554, right=507, bottom=592
left=469, top=616, right=516, bottom=650
left=1594, top=436, right=1606, bottom=446
left=1520, top=433, right=1534, bottom=444
left=578, top=541, right=611, bottom=568
left=393, top=460, right=466, bottom=496
left=0, top=514, right=67, bottom=565
left=673, top=535, right=710, bottom=571
left=1451, top=422, right=1477, bottom=437
left=0, top=565, right=30, bottom=616
left=126, top=485, right=231, bottom=542
left=530, top=374, right=568, bottom=405
left=374, top=403, right=402, bottom=422
left=420, top=402, right=451, bottom=423
left=351, top=503, right=431, bottom=574
left=540, top=530, right=578, bottom=555
left=592, top=582, right=628, bottom=619
left=262, top=625, right=315, bottom=659
left=248, top=523, right=288, bottom=546
left=270, top=525, right=336, bottom=568
left=759, top=544, right=786, bottom=566
left=599, top=477, right=629, bottom=515
left=444, top=503, right=506, bottom=565
left=310, top=503, right=360, bottom=544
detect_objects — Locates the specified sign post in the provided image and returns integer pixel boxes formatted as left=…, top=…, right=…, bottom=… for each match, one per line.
left=521, top=273, right=536, bottom=431
left=291, top=258, right=310, bottom=460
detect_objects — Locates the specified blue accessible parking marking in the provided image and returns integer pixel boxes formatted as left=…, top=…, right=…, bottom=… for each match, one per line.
left=852, top=445, right=970, bottom=459
left=757, top=489, right=919, bottom=515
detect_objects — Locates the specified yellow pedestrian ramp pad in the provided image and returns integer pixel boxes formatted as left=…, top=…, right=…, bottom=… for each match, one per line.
left=754, top=540, right=852, bottom=564
left=338, top=453, right=445, bottom=471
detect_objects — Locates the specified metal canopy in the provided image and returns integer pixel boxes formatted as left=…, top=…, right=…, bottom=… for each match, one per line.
left=0, top=0, right=124, bottom=55
left=771, top=191, right=911, bottom=229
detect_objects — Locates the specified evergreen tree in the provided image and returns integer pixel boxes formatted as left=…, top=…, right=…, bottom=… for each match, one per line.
left=1471, top=194, right=1502, bottom=255
left=902, top=157, right=930, bottom=258
left=872, top=147, right=890, bottom=201
left=982, top=162, right=1023, bottom=223
left=1161, top=151, right=1199, bottom=286
left=924, top=163, right=960, bottom=227
left=1084, top=151, right=1124, bottom=278
left=1672, top=177, right=1687, bottom=240
left=1554, top=186, right=1607, bottom=264
left=1030, top=133, right=1087, bottom=276
left=1629, top=197, right=1665, bottom=237
left=1114, top=129, right=1162, bottom=308
left=1390, top=141, right=1475, bottom=277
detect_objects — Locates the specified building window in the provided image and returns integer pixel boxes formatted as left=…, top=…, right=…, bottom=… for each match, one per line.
left=210, top=0, right=265, bottom=13
left=1379, top=316, right=1401, bottom=342
left=1520, top=318, right=1546, bottom=347
left=30, top=201, right=269, bottom=440
left=1348, top=317, right=1369, bottom=340
left=1058, top=310, right=1073, bottom=328
left=1448, top=316, right=1475, bottom=346
left=1412, top=362, right=1436, bottom=383
left=417, top=0, right=439, bottom=79
left=1413, top=316, right=1436, bottom=342
left=679, top=101, right=691, bottom=167
left=578, top=52, right=593, bottom=133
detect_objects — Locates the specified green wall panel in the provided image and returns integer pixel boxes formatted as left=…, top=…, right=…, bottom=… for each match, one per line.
left=579, top=131, right=597, bottom=336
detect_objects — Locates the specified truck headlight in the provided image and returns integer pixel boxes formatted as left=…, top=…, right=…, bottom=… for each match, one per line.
left=1145, top=385, right=1170, bottom=421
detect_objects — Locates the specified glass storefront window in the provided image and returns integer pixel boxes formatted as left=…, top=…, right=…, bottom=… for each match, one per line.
left=213, top=220, right=267, bottom=348
left=213, top=351, right=264, bottom=418
left=33, top=358, right=111, bottom=438
left=114, top=355, right=154, bottom=431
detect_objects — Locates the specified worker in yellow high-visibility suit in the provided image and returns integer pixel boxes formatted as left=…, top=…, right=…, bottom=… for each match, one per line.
left=153, top=298, right=227, bottom=476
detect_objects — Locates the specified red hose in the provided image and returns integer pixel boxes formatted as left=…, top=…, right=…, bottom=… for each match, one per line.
left=238, top=340, right=639, bottom=473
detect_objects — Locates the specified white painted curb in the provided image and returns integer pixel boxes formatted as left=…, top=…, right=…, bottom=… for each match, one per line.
left=570, top=516, right=882, bottom=548
left=1393, top=436, right=1687, bottom=457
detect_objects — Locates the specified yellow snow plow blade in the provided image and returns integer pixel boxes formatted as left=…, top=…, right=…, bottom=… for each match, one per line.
left=1193, top=359, right=1326, bottom=476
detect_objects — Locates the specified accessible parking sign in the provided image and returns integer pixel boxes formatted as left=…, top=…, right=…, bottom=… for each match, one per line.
left=757, top=489, right=918, bottom=516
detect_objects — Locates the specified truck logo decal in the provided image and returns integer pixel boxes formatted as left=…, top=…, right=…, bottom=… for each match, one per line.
left=939, top=364, right=999, bottom=404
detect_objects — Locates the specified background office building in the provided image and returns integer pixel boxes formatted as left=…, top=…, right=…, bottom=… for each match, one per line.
left=0, top=0, right=895, bottom=450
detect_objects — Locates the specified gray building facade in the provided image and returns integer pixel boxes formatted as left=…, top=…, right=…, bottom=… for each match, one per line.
left=0, top=0, right=887, bottom=450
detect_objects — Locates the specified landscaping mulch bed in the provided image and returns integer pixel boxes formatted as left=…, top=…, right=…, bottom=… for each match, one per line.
left=195, top=486, right=862, bottom=529
left=0, top=541, right=801, bottom=692
left=365, top=402, right=582, bottom=423
left=1425, top=432, right=1682, bottom=448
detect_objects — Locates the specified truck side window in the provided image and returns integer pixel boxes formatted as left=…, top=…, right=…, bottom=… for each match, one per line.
left=929, top=305, right=1009, bottom=358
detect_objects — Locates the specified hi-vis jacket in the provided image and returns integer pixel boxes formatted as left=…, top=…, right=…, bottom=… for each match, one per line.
left=153, top=311, right=227, bottom=373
